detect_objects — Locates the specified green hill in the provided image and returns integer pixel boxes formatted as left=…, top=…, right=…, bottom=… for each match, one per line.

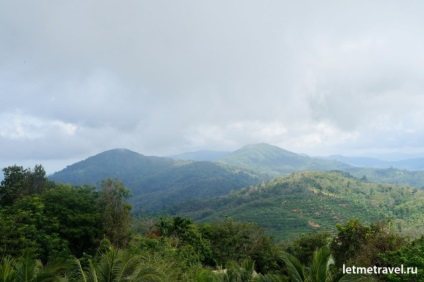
left=327, top=155, right=424, bottom=171
left=347, top=167, right=424, bottom=188
left=215, top=143, right=424, bottom=188
left=131, top=161, right=265, bottom=211
left=49, top=149, right=266, bottom=211
left=170, top=171, right=424, bottom=240
left=169, top=150, right=230, bottom=161
left=49, top=145, right=424, bottom=221
left=217, top=143, right=351, bottom=176
left=49, top=148, right=175, bottom=186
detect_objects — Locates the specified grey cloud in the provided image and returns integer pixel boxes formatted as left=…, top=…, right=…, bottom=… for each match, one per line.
left=1, top=1, right=424, bottom=172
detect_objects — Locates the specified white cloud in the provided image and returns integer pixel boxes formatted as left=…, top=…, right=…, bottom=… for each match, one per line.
left=1, top=0, right=424, bottom=172
left=0, top=112, right=78, bottom=140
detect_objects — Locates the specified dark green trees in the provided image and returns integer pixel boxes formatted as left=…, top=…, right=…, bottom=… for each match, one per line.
left=200, top=219, right=280, bottom=273
left=380, top=237, right=424, bottom=281
left=0, top=166, right=133, bottom=263
left=0, top=165, right=52, bottom=207
left=330, top=219, right=404, bottom=270
left=41, top=184, right=102, bottom=257
left=97, top=178, right=132, bottom=248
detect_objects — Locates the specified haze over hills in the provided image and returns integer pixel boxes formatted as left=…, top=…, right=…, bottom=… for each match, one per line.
left=326, top=155, right=424, bottom=171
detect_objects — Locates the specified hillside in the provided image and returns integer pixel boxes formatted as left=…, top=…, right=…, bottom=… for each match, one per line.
left=49, top=149, right=266, bottom=211
left=49, top=145, right=424, bottom=218
left=217, top=143, right=352, bottom=176
left=131, top=161, right=265, bottom=211
left=49, top=148, right=175, bottom=186
left=168, top=150, right=230, bottom=161
left=325, top=155, right=391, bottom=169
left=170, top=171, right=424, bottom=240
left=347, top=167, right=424, bottom=188
left=215, top=143, right=424, bottom=188
left=327, top=155, right=424, bottom=171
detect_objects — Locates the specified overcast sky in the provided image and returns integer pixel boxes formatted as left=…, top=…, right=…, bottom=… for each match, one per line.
left=1, top=1, right=424, bottom=173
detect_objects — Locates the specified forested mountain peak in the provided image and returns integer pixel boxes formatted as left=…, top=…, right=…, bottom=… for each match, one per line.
left=49, top=148, right=176, bottom=185
left=48, top=148, right=266, bottom=211
left=217, top=143, right=351, bottom=176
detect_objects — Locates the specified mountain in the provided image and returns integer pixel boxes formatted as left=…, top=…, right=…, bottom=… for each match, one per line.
left=212, top=143, right=424, bottom=187
left=325, top=155, right=391, bottom=169
left=49, top=145, right=424, bottom=217
left=217, top=143, right=351, bottom=176
left=49, top=149, right=266, bottom=211
left=131, top=161, right=265, bottom=211
left=49, top=148, right=175, bottom=186
left=346, top=167, right=424, bottom=188
left=169, top=150, right=230, bottom=161
left=326, top=155, right=424, bottom=171
left=170, top=171, right=424, bottom=240
left=393, top=158, right=424, bottom=171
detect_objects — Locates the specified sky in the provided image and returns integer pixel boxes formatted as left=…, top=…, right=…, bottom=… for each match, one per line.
left=1, top=0, right=424, bottom=174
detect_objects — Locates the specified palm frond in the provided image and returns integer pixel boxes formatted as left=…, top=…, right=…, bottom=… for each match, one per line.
left=282, top=252, right=306, bottom=282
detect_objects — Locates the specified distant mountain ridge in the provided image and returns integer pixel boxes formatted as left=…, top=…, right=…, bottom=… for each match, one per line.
left=217, top=143, right=352, bottom=176
left=46, top=144, right=424, bottom=241
left=168, top=150, right=230, bottom=161
left=49, top=148, right=175, bottom=186
left=49, top=143, right=424, bottom=215
left=49, top=148, right=266, bottom=211
left=326, top=155, right=424, bottom=171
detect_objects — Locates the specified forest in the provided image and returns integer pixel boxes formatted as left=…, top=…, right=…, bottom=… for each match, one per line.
left=0, top=165, right=423, bottom=281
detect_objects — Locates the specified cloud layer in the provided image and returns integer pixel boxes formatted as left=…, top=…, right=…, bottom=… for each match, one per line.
left=1, top=1, right=424, bottom=172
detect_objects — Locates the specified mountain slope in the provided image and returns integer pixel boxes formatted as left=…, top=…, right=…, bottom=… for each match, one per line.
left=132, top=161, right=264, bottom=211
left=170, top=171, right=424, bottom=240
left=325, top=155, right=391, bottom=169
left=327, top=155, right=424, bottom=171
left=49, top=149, right=266, bottom=211
left=49, top=148, right=175, bottom=186
left=393, top=158, right=424, bottom=171
left=169, top=150, right=230, bottom=161
left=217, top=143, right=351, bottom=176
left=346, top=167, right=424, bottom=188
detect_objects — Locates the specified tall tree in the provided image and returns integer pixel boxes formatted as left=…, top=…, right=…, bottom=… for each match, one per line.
left=97, top=179, right=132, bottom=248
left=41, top=183, right=103, bottom=258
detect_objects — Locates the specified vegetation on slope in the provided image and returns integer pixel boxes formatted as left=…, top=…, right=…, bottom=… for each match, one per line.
left=217, top=143, right=352, bottom=176
left=49, top=149, right=267, bottom=212
left=1, top=164, right=423, bottom=281
left=347, top=166, right=424, bottom=188
left=170, top=171, right=424, bottom=240
left=49, top=148, right=176, bottom=186
left=131, top=161, right=266, bottom=211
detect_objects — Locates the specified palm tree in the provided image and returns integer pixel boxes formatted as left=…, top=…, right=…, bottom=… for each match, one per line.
left=0, top=251, right=67, bottom=282
left=282, top=247, right=374, bottom=282
left=69, top=246, right=166, bottom=282
left=0, top=256, right=17, bottom=282
left=281, top=251, right=306, bottom=282
left=308, top=246, right=333, bottom=282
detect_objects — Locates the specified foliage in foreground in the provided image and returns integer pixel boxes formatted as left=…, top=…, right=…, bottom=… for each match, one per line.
left=1, top=165, right=423, bottom=281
